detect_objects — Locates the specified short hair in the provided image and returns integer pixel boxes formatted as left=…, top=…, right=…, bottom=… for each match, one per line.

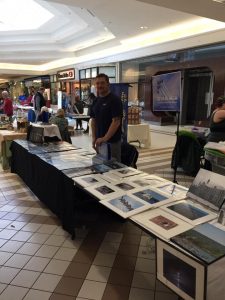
left=2, top=91, right=9, bottom=98
left=216, top=96, right=225, bottom=108
left=96, top=73, right=109, bottom=84
left=56, top=108, right=65, bottom=117
left=39, top=86, right=45, bottom=92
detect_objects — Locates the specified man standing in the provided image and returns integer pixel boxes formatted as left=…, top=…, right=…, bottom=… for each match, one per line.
left=1, top=91, right=13, bottom=120
left=34, top=86, right=46, bottom=122
left=91, top=74, right=123, bottom=161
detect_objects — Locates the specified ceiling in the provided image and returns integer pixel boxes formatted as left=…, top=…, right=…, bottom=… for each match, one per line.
left=1, top=0, right=225, bottom=79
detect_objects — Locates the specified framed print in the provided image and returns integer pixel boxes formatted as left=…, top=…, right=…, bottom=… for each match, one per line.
left=156, top=183, right=188, bottom=200
left=131, top=208, right=193, bottom=240
left=142, top=175, right=169, bottom=187
left=112, top=181, right=139, bottom=192
left=187, top=169, right=225, bottom=211
left=98, top=172, right=121, bottom=183
left=130, top=187, right=175, bottom=208
left=171, top=223, right=225, bottom=264
left=62, top=166, right=96, bottom=178
left=110, top=167, right=142, bottom=178
left=157, top=239, right=205, bottom=300
left=85, top=183, right=121, bottom=200
left=161, top=200, right=217, bottom=226
left=73, top=174, right=107, bottom=188
left=100, top=194, right=151, bottom=218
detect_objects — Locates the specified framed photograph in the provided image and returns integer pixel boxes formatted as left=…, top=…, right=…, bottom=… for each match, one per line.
left=157, top=239, right=205, bottom=300
left=130, top=187, right=175, bottom=208
left=127, top=176, right=150, bottom=187
left=171, top=223, right=225, bottom=264
left=187, top=168, right=225, bottom=211
left=85, top=183, right=121, bottom=200
left=112, top=181, right=139, bottom=191
left=99, top=172, right=122, bottom=183
left=142, top=175, right=169, bottom=187
left=110, top=167, right=142, bottom=178
left=131, top=208, right=193, bottom=240
left=73, top=174, right=107, bottom=188
left=100, top=194, right=151, bottom=218
left=62, top=166, right=96, bottom=178
left=161, top=200, right=217, bottom=226
left=156, top=183, right=188, bottom=200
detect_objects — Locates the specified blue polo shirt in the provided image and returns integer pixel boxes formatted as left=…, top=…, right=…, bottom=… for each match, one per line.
left=91, top=93, right=123, bottom=143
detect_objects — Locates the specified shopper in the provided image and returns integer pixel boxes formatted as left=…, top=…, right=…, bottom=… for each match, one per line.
left=1, top=91, right=13, bottom=120
left=91, top=73, right=123, bottom=161
left=84, top=93, right=97, bottom=134
left=73, top=95, right=84, bottom=130
left=34, top=86, right=46, bottom=122
left=49, top=109, right=71, bottom=143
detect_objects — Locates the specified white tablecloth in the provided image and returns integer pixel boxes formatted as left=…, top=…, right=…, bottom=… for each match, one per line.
left=128, top=124, right=151, bottom=148
left=31, top=123, right=62, bottom=140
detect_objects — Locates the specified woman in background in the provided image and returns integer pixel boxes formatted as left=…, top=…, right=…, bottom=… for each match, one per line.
left=49, top=109, right=71, bottom=143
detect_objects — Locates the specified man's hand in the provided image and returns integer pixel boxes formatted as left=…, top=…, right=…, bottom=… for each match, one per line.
left=95, top=137, right=107, bottom=148
left=92, top=138, right=97, bottom=151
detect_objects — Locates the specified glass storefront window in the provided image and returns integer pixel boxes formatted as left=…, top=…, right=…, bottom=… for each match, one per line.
left=91, top=67, right=97, bottom=78
left=86, top=69, right=91, bottom=78
left=99, top=66, right=116, bottom=77
left=80, top=70, right=86, bottom=79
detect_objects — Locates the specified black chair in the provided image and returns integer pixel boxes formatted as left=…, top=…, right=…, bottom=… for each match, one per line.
left=121, top=142, right=139, bottom=169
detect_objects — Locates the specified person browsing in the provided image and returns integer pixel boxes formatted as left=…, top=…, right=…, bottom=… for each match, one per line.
left=91, top=73, right=123, bottom=162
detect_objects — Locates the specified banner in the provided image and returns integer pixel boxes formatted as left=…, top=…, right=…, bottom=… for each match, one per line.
left=152, top=71, right=181, bottom=112
left=110, top=83, right=129, bottom=143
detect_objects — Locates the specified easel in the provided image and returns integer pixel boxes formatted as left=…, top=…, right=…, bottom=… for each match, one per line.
left=173, top=111, right=180, bottom=184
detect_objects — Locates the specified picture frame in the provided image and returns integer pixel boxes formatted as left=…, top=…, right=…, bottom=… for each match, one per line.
left=131, top=208, right=193, bottom=240
left=85, top=183, right=121, bottom=200
left=156, top=183, right=188, bottom=200
left=73, top=174, right=108, bottom=188
left=100, top=194, right=151, bottom=218
left=127, top=176, right=150, bottom=187
left=112, top=181, right=139, bottom=191
left=130, top=186, right=176, bottom=208
left=157, top=239, right=205, bottom=300
left=109, top=167, right=142, bottom=178
left=161, top=200, right=217, bottom=226
left=141, top=174, right=169, bottom=187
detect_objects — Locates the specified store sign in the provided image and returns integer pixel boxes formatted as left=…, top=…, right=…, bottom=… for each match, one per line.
left=57, top=68, right=75, bottom=81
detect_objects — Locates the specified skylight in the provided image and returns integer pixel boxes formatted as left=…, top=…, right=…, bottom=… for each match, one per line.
left=0, top=0, right=54, bottom=31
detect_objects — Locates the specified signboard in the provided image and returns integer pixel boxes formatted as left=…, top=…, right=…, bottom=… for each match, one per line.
left=57, top=68, right=75, bottom=81
left=152, top=71, right=181, bottom=112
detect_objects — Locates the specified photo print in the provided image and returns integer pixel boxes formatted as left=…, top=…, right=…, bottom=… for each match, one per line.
left=150, top=215, right=178, bottom=230
left=73, top=174, right=107, bottom=188
left=157, top=183, right=188, bottom=199
left=85, top=183, right=121, bottom=200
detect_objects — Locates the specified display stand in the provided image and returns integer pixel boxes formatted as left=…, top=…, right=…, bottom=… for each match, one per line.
left=173, top=111, right=180, bottom=184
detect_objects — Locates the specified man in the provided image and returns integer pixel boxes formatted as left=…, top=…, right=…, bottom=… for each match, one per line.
left=73, top=95, right=84, bottom=130
left=34, top=86, right=46, bottom=122
left=1, top=91, right=13, bottom=119
left=91, top=73, right=123, bottom=161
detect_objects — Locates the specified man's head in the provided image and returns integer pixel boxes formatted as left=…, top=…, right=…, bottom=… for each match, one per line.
left=2, top=91, right=9, bottom=99
left=39, top=87, right=45, bottom=94
left=95, top=73, right=110, bottom=97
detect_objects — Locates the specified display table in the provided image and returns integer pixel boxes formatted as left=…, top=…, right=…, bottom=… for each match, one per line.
left=128, top=124, right=151, bottom=148
left=30, top=123, right=62, bottom=141
left=0, top=130, right=27, bottom=169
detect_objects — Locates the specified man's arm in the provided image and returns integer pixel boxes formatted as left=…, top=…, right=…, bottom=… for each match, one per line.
left=91, top=118, right=97, bottom=150
left=35, top=95, right=41, bottom=112
left=95, top=117, right=121, bottom=147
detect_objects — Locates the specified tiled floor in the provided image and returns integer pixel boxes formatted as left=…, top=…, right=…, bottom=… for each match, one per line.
left=0, top=128, right=185, bottom=299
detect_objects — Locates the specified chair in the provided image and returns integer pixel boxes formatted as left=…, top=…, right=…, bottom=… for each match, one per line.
left=121, top=142, right=139, bottom=169
left=171, top=130, right=204, bottom=176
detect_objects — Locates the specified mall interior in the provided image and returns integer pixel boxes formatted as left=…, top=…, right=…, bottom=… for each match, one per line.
left=0, top=1, right=225, bottom=300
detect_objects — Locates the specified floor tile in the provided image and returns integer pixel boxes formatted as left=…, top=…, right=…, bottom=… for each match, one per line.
left=44, top=235, right=66, bottom=246
left=113, top=255, right=137, bottom=270
left=24, top=256, right=50, bottom=272
left=11, top=231, right=33, bottom=242
left=44, top=259, right=70, bottom=275
left=5, top=253, right=31, bottom=268
left=11, top=206, right=29, bottom=213
left=2, top=212, right=21, bottom=221
left=137, top=246, right=155, bottom=260
left=0, top=239, right=7, bottom=247
left=98, top=241, right=120, bottom=254
left=64, top=262, right=90, bottom=279
left=16, top=214, right=36, bottom=223
left=0, top=251, right=13, bottom=264
left=73, top=250, right=96, bottom=264
left=32, top=273, right=61, bottom=292
left=108, top=268, right=134, bottom=286
left=37, top=224, right=58, bottom=234
left=0, top=266, right=20, bottom=284
left=54, top=276, right=83, bottom=297
left=86, top=265, right=111, bottom=283
left=155, top=292, right=179, bottom=300
left=129, top=288, right=154, bottom=300
left=27, top=232, right=50, bottom=244
left=0, top=285, right=28, bottom=300
left=50, top=294, right=75, bottom=300
left=0, top=205, right=15, bottom=212
left=78, top=280, right=106, bottom=300
left=0, top=229, right=17, bottom=239
left=103, top=232, right=123, bottom=243
left=54, top=248, right=77, bottom=261
left=17, top=242, right=41, bottom=255
left=35, top=245, right=59, bottom=258
left=53, top=227, right=69, bottom=237
left=25, top=207, right=42, bottom=215
left=155, top=279, right=174, bottom=293
left=135, top=258, right=155, bottom=274
left=23, top=289, right=52, bottom=300
left=118, top=244, right=139, bottom=257
left=6, top=221, right=26, bottom=231
left=93, top=253, right=116, bottom=267
left=62, top=238, right=83, bottom=249
left=11, top=269, right=40, bottom=288
left=121, top=234, right=141, bottom=245
left=22, top=223, right=42, bottom=233
left=0, top=220, right=13, bottom=229
left=0, top=283, right=7, bottom=294
left=102, top=283, right=130, bottom=300
left=132, top=271, right=155, bottom=290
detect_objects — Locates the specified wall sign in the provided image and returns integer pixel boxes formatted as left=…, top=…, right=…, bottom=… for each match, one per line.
left=57, top=69, right=75, bottom=81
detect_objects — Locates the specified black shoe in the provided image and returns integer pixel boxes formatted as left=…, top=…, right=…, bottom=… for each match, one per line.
left=80, top=127, right=84, bottom=130
left=75, top=128, right=79, bottom=130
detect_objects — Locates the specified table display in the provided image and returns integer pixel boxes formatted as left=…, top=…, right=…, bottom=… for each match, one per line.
left=127, top=123, right=151, bottom=148
left=30, top=123, right=62, bottom=141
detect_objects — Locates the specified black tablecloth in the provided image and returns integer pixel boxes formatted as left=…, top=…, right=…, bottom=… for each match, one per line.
left=10, top=141, right=90, bottom=235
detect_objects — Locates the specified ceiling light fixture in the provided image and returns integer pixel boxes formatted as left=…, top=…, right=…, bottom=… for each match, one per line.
left=140, top=26, right=148, bottom=30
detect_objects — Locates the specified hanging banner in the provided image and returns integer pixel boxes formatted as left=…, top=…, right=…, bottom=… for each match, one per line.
left=152, top=71, right=181, bottom=112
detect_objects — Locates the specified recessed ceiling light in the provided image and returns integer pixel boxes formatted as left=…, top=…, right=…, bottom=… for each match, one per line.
left=140, top=26, right=148, bottom=30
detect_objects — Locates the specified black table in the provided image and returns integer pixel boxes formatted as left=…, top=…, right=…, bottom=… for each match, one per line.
left=10, top=141, right=92, bottom=237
